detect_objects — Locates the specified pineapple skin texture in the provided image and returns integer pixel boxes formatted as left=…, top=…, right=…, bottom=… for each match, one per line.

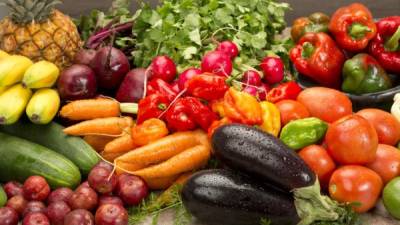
left=0, top=10, right=83, bottom=69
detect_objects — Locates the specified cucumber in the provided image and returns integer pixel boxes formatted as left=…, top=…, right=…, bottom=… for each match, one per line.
left=0, top=132, right=81, bottom=189
left=0, top=186, right=6, bottom=207
left=0, top=121, right=99, bottom=175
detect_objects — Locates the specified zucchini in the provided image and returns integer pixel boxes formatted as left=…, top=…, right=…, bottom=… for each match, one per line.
left=182, top=169, right=299, bottom=225
left=0, top=132, right=81, bottom=189
left=0, top=121, right=99, bottom=175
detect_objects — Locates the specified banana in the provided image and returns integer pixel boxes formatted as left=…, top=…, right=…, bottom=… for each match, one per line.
left=0, top=84, right=32, bottom=125
left=0, top=86, right=9, bottom=95
left=26, top=89, right=60, bottom=124
left=22, top=61, right=60, bottom=89
left=0, top=55, right=33, bottom=87
left=0, top=51, right=9, bottom=60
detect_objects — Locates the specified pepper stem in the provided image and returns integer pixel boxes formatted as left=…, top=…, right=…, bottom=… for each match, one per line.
left=119, top=103, right=138, bottom=114
left=301, top=42, right=315, bottom=58
left=349, top=23, right=371, bottom=39
left=385, top=26, right=400, bottom=52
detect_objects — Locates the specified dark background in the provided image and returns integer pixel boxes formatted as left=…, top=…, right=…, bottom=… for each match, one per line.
left=0, top=0, right=399, bottom=24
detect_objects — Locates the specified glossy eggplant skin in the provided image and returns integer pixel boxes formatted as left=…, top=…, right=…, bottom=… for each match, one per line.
left=182, top=169, right=299, bottom=225
left=212, top=124, right=315, bottom=191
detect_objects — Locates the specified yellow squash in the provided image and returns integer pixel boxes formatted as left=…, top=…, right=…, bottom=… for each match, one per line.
left=22, top=61, right=60, bottom=89
left=0, top=55, right=33, bottom=87
left=260, top=101, right=281, bottom=137
left=0, top=84, right=32, bottom=125
left=26, top=88, right=60, bottom=124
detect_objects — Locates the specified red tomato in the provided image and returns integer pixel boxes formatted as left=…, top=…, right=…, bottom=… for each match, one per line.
left=298, top=145, right=336, bottom=188
left=297, top=87, right=352, bottom=123
left=276, top=100, right=310, bottom=126
left=357, top=109, right=400, bottom=146
left=326, top=115, right=378, bottom=165
left=329, top=165, right=382, bottom=213
left=366, top=144, right=400, bottom=184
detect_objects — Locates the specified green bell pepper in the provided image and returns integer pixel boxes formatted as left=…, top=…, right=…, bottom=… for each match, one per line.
left=342, top=53, right=392, bottom=95
left=280, top=117, right=328, bottom=150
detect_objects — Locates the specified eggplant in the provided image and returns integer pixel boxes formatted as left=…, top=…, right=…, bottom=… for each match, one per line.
left=212, top=124, right=315, bottom=191
left=182, top=169, right=299, bottom=225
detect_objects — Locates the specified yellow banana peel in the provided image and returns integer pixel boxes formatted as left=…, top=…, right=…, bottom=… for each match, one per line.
left=26, top=88, right=60, bottom=124
left=0, top=84, right=32, bottom=125
left=22, top=61, right=60, bottom=89
left=0, top=51, right=9, bottom=60
left=0, top=55, right=33, bottom=87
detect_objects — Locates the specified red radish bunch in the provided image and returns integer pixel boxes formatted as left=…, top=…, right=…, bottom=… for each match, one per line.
left=217, top=41, right=239, bottom=59
left=260, top=56, right=285, bottom=84
left=150, top=56, right=177, bottom=82
left=201, top=51, right=233, bottom=77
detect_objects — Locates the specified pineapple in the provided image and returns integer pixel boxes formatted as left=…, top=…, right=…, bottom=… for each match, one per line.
left=0, top=0, right=82, bottom=69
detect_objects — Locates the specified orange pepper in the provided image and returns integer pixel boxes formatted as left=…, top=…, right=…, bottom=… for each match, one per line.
left=131, top=118, right=169, bottom=146
left=223, top=88, right=263, bottom=125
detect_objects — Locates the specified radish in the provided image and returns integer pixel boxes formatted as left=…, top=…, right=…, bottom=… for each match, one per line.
left=242, top=70, right=262, bottom=86
left=242, top=86, right=258, bottom=97
left=150, top=56, right=177, bottom=82
left=201, top=51, right=232, bottom=77
left=260, top=57, right=284, bottom=84
left=116, top=68, right=147, bottom=103
left=178, top=68, right=202, bottom=90
left=91, top=46, right=130, bottom=90
left=257, top=83, right=270, bottom=101
left=216, top=41, right=239, bottom=58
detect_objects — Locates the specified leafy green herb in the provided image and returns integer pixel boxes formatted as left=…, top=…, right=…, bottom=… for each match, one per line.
left=130, top=0, right=290, bottom=72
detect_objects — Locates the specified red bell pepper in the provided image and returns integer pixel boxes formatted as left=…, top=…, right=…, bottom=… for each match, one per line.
left=147, top=78, right=178, bottom=101
left=290, top=32, right=345, bottom=88
left=369, top=16, right=400, bottom=74
left=329, top=3, right=377, bottom=52
left=183, top=97, right=218, bottom=131
left=137, top=94, right=171, bottom=124
left=266, top=81, right=303, bottom=103
left=186, top=73, right=229, bottom=101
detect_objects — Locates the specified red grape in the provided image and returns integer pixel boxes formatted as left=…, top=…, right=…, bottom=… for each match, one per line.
left=68, top=187, right=98, bottom=211
left=6, top=195, right=27, bottom=216
left=88, top=165, right=117, bottom=195
left=46, top=201, right=71, bottom=225
left=23, top=176, right=50, bottom=201
left=116, top=174, right=148, bottom=206
left=47, top=188, right=73, bottom=204
left=99, top=196, right=124, bottom=207
left=0, top=207, right=19, bottom=225
left=23, top=201, right=46, bottom=217
left=95, top=204, right=128, bottom=225
left=64, top=209, right=94, bottom=225
left=23, top=212, right=50, bottom=225
left=3, top=181, right=23, bottom=198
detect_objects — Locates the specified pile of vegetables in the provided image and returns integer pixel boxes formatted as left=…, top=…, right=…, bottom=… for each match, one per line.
left=0, top=0, right=400, bottom=225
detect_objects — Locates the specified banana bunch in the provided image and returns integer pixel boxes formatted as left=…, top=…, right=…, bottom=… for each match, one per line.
left=0, top=52, right=61, bottom=125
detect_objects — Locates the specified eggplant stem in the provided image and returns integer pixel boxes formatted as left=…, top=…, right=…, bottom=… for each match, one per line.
left=385, top=26, right=400, bottom=52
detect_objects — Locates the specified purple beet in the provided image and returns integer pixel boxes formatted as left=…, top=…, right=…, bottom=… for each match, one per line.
left=116, top=68, right=147, bottom=103
left=91, top=46, right=130, bottom=90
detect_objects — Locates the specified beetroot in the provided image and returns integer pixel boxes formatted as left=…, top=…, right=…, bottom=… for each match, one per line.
left=58, top=64, right=97, bottom=100
left=23, top=201, right=46, bottom=217
left=201, top=51, right=232, bottom=76
left=23, top=212, right=50, bottom=225
left=116, top=68, right=147, bottom=103
left=98, top=196, right=124, bottom=207
left=216, top=41, right=239, bottom=58
left=91, top=46, right=130, bottom=90
left=178, top=68, right=202, bottom=90
left=74, top=49, right=97, bottom=66
left=23, top=176, right=50, bottom=201
left=150, top=56, right=177, bottom=82
left=47, top=188, right=73, bottom=204
left=68, top=187, right=98, bottom=211
left=64, top=209, right=94, bottom=225
left=6, top=195, right=27, bottom=216
left=88, top=165, right=117, bottom=195
left=260, top=57, right=284, bottom=84
left=3, top=181, right=23, bottom=198
left=46, top=201, right=71, bottom=225
left=0, top=207, right=19, bottom=225
left=95, top=204, right=128, bottom=225
left=116, top=174, right=148, bottom=206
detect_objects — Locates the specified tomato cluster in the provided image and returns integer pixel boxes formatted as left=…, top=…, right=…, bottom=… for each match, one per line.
left=276, top=87, right=400, bottom=213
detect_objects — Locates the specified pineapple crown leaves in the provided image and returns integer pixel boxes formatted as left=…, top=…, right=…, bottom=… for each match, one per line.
left=6, top=0, right=62, bottom=24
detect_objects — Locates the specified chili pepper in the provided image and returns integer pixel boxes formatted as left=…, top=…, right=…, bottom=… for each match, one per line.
left=369, top=16, right=400, bottom=74
left=342, top=53, right=392, bottom=95
left=131, top=118, right=169, bottom=146
left=137, top=94, right=170, bottom=124
left=280, top=117, right=328, bottom=150
left=210, top=99, right=226, bottom=117
left=183, top=97, right=218, bottom=131
left=147, top=78, right=178, bottom=101
left=165, top=98, right=197, bottom=132
left=186, top=73, right=229, bottom=101
left=329, top=3, right=377, bottom=52
left=259, top=101, right=281, bottom=137
left=291, top=12, right=330, bottom=43
left=223, top=87, right=262, bottom=125
left=290, top=32, right=345, bottom=88
left=266, top=81, right=302, bottom=103
left=208, top=117, right=232, bottom=138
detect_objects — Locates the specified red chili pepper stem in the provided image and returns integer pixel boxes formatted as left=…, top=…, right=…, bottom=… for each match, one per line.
left=385, top=26, right=400, bottom=52
left=349, top=23, right=371, bottom=39
left=301, top=42, right=315, bottom=58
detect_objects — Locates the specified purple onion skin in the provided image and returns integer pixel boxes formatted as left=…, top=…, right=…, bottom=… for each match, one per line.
left=116, top=68, right=147, bottom=103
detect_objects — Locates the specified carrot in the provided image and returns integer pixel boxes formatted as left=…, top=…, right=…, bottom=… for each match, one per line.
left=131, top=145, right=211, bottom=179
left=131, top=118, right=169, bottom=146
left=63, top=117, right=133, bottom=136
left=83, top=135, right=115, bottom=152
left=60, top=98, right=120, bottom=120
left=101, top=152, right=127, bottom=162
left=115, top=160, right=147, bottom=174
left=104, top=134, right=136, bottom=154
left=144, top=175, right=180, bottom=190
left=116, top=130, right=207, bottom=167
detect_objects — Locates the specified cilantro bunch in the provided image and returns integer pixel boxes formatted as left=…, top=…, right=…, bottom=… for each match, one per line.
left=128, top=0, right=290, bottom=72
